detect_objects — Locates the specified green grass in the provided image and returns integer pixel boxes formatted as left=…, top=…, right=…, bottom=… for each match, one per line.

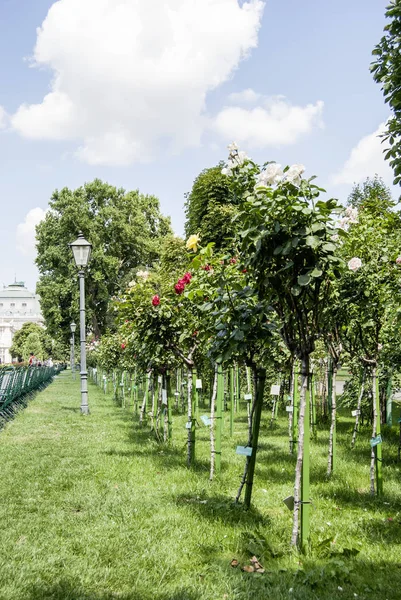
left=0, top=372, right=401, bottom=600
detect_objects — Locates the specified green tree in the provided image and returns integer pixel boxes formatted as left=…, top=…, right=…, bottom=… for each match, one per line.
left=35, top=179, right=172, bottom=342
left=184, top=163, right=237, bottom=250
left=371, top=1, right=401, bottom=184
left=22, top=332, right=43, bottom=362
left=10, top=322, right=52, bottom=362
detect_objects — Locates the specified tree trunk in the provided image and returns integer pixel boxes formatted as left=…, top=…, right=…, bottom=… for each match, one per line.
left=215, top=366, right=224, bottom=474
left=288, top=363, right=295, bottom=454
left=291, top=355, right=309, bottom=549
left=209, top=365, right=218, bottom=481
left=139, top=371, right=150, bottom=425
left=242, top=367, right=266, bottom=508
left=371, top=367, right=383, bottom=495
left=187, top=367, right=195, bottom=467
left=351, top=371, right=365, bottom=448
left=327, top=364, right=337, bottom=477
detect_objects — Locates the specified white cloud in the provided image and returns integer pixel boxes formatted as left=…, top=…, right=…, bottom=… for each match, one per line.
left=213, top=96, right=324, bottom=148
left=0, top=106, right=8, bottom=129
left=228, top=88, right=262, bottom=104
left=11, top=0, right=265, bottom=165
left=331, top=122, right=394, bottom=186
left=16, top=208, right=47, bottom=257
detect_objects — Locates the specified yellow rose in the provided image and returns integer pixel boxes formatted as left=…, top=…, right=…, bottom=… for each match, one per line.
left=186, top=234, right=200, bottom=252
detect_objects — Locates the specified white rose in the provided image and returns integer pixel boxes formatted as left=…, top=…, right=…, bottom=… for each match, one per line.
left=348, top=257, right=362, bottom=271
left=285, top=164, right=305, bottom=186
left=136, top=270, right=150, bottom=281
left=227, top=141, right=239, bottom=153
left=221, top=167, right=232, bottom=176
left=257, top=163, right=283, bottom=187
left=345, top=206, right=358, bottom=223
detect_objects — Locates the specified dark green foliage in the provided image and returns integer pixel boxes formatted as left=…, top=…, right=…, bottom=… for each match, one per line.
left=184, top=163, right=237, bottom=250
left=371, top=1, right=401, bottom=185
left=9, top=322, right=52, bottom=362
left=35, top=179, right=172, bottom=343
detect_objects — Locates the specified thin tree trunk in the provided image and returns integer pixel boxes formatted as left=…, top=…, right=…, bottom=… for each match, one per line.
left=288, top=363, right=295, bottom=454
left=291, top=355, right=309, bottom=548
left=236, top=366, right=258, bottom=503
left=327, top=364, right=337, bottom=477
left=139, top=371, right=151, bottom=425
left=370, top=370, right=376, bottom=495
left=246, top=364, right=252, bottom=429
left=351, top=371, right=365, bottom=448
left=209, top=365, right=218, bottom=481
left=187, top=367, right=194, bottom=467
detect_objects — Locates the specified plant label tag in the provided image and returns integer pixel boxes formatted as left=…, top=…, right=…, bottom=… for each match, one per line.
left=201, top=415, right=211, bottom=426
left=244, top=393, right=252, bottom=401
left=174, top=392, right=180, bottom=396
left=370, top=434, right=382, bottom=448
left=185, top=422, right=192, bottom=429
left=196, top=379, right=202, bottom=389
left=283, top=495, right=294, bottom=511
left=271, top=384, right=280, bottom=396
left=162, top=390, right=168, bottom=405
left=286, top=406, right=293, bottom=413
left=351, top=409, right=360, bottom=417
left=236, top=446, right=252, bottom=457
left=158, top=376, right=162, bottom=384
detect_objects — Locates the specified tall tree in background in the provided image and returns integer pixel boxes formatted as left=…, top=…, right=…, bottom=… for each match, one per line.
left=371, top=1, right=401, bottom=185
left=36, top=179, right=171, bottom=342
left=184, top=163, right=237, bottom=251
left=10, top=322, right=52, bottom=362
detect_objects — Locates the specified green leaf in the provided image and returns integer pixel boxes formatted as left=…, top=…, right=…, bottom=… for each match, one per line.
left=322, top=242, right=336, bottom=252
left=297, top=274, right=311, bottom=286
left=310, top=267, right=323, bottom=278
left=291, top=285, right=302, bottom=296
left=305, top=236, right=320, bottom=249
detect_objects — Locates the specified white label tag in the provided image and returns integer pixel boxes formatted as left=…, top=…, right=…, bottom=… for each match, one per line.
left=286, top=406, right=293, bottom=413
left=162, top=389, right=168, bottom=405
left=196, top=379, right=202, bottom=389
left=271, top=384, right=280, bottom=396
left=185, top=421, right=191, bottom=429
left=174, top=391, right=180, bottom=396
left=351, top=409, right=360, bottom=417
left=236, top=446, right=253, bottom=456
left=158, top=375, right=162, bottom=384
left=244, top=393, right=252, bottom=401
left=201, top=415, right=211, bottom=426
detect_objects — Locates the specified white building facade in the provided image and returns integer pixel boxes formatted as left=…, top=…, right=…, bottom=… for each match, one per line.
left=0, top=282, right=43, bottom=364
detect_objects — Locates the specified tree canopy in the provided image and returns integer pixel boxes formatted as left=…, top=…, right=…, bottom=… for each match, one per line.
left=35, top=179, right=172, bottom=342
left=184, top=163, right=237, bottom=251
left=371, top=0, right=401, bottom=185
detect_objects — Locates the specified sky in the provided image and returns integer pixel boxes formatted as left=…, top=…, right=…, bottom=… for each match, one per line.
left=0, top=0, right=394, bottom=292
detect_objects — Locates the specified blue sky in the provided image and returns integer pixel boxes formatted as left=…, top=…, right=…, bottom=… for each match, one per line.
left=0, top=0, right=392, bottom=291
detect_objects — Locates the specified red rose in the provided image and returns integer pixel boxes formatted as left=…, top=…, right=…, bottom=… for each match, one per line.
left=152, top=295, right=160, bottom=306
left=121, top=343, right=126, bottom=350
left=202, top=264, right=211, bottom=271
left=175, top=282, right=185, bottom=295
left=182, top=272, right=192, bottom=284
left=192, top=330, right=198, bottom=337
left=230, top=258, right=237, bottom=264
left=242, top=269, right=247, bottom=273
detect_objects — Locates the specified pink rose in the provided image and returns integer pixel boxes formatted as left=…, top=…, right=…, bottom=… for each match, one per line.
left=396, top=256, right=401, bottom=264
left=174, top=282, right=185, bottom=295
left=152, top=295, right=160, bottom=306
left=182, top=272, right=192, bottom=284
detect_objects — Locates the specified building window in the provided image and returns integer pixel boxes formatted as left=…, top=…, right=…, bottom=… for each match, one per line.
left=10, top=303, right=15, bottom=307
left=0, top=303, right=2, bottom=307
left=22, top=303, right=27, bottom=307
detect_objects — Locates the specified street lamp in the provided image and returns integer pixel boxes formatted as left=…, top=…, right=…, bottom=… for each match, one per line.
left=70, top=322, right=76, bottom=380
left=69, top=232, right=92, bottom=415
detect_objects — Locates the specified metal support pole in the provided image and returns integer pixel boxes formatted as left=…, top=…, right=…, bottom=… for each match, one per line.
left=79, top=270, right=89, bottom=415
left=71, top=332, right=75, bottom=380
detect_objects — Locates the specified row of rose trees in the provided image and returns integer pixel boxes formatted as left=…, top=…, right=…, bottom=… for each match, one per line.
left=88, top=145, right=401, bottom=551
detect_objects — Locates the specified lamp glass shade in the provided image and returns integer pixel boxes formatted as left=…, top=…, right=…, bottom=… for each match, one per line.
left=69, top=232, right=92, bottom=268
left=70, top=322, right=77, bottom=333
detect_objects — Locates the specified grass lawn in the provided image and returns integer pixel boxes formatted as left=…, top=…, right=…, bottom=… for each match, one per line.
left=0, top=371, right=401, bottom=600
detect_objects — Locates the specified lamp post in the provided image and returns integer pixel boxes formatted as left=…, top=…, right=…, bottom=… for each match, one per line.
left=70, top=322, right=76, bottom=380
left=69, top=232, right=92, bottom=415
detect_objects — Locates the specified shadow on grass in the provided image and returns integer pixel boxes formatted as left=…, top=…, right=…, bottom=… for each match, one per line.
left=25, top=580, right=203, bottom=600
left=173, top=492, right=270, bottom=528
